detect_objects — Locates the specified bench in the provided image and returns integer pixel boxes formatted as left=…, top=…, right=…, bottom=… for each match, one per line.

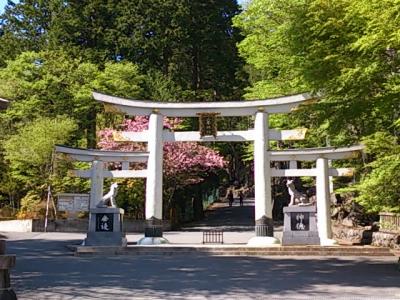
left=203, top=230, right=224, bottom=244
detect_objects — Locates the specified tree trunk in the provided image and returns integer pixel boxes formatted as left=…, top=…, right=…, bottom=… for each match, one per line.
left=87, top=109, right=97, bottom=149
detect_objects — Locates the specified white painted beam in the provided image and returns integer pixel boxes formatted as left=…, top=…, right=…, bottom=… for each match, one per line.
left=94, top=92, right=315, bottom=117
left=69, top=169, right=147, bottom=178
left=114, top=128, right=307, bottom=143
left=269, top=128, right=307, bottom=141
left=116, top=130, right=254, bottom=142
left=271, top=168, right=317, bottom=177
left=170, top=131, right=253, bottom=142
left=55, top=145, right=149, bottom=162
left=269, top=145, right=364, bottom=161
left=328, top=168, right=354, bottom=177
left=270, top=167, right=354, bottom=177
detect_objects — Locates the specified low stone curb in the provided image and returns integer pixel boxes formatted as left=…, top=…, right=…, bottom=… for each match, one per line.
left=74, top=245, right=394, bottom=257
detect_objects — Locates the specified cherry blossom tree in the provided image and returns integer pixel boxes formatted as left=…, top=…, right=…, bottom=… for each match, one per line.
left=98, top=116, right=225, bottom=185
left=98, top=116, right=226, bottom=219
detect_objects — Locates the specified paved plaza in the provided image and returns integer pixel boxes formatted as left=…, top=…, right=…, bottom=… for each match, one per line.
left=3, top=199, right=400, bottom=300
left=4, top=232, right=400, bottom=300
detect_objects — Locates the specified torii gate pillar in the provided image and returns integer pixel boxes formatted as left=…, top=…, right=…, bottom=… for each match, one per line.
left=316, top=157, right=337, bottom=246
left=89, top=160, right=104, bottom=208
left=248, top=111, right=280, bottom=246
left=138, top=112, right=169, bottom=244
left=145, top=112, right=164, bottom=221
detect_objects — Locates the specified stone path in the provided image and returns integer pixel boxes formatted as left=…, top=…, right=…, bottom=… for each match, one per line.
left=182, top=198, right=255, bottom=232
left=179, top=197, right=283, bottom=242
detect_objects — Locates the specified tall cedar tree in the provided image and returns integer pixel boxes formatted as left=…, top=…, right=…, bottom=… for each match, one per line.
left=0, top=0, right=244, bottom=101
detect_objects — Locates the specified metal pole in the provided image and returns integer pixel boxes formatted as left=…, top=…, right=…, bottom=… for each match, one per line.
left=44, top=185, right=51, bottom=232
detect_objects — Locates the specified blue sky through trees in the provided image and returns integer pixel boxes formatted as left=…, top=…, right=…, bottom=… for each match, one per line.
left=0, top=0, right=17, bottom=13
left=0, top=0, right=246, bottom=14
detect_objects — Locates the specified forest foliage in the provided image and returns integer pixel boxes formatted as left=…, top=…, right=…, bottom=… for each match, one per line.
left=0, top=0, right=398, bottom=219
left=0, top=0, right=243, bottom=220
left=234, top=0, right=400, bottom=212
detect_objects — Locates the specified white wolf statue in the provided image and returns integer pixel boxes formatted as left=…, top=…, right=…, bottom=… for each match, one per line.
left=286, top=179, right=309, bottom=206
left=97, top=182, right=118, bottom=208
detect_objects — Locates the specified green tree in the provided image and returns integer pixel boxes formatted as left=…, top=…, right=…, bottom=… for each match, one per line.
left=0, top=0, right=51, bottom=66
left=0, top=51, right=99, bottom=146
left=3, top=116, right=77, bottom=195
left=0, top=0, right=245, bottom=102
left=0, top=50, right=147, bottom=211
left=234, top=0, right=400, bottom=211
left=234, top=0, right=400, bottom=140
left=0, top=50, right=145, bottom=147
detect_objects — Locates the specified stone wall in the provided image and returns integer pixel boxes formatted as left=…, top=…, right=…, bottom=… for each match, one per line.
left=332, top=223, right=373, bottom=245
left=0, top=219, right=33, bottom=232
left=372, top=231, right=400, bottom=248
left=0, top=219, right=171, bottom=233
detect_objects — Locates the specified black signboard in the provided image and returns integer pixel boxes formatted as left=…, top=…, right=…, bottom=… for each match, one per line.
left=96, top=213, right=114, bottom=232
left=290, top=212, right=310, bottom=231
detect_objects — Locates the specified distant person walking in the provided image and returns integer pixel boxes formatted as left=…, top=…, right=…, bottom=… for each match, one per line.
left=228, top=190, right=234, bottom=207
left=239, top=190, right=244, bottom=206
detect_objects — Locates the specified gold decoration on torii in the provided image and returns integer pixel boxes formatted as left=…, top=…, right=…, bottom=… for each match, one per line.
left=197, top=112, right=220, bottom=138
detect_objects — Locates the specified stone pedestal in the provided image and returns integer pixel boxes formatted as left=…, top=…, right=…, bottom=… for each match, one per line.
left=247, top=216, right=280, bottom=246
left=137, top=218, right=169, bottom=245
left=282, top=205, right=320, bottom=245
left=84, top=208, right=127, bottom=246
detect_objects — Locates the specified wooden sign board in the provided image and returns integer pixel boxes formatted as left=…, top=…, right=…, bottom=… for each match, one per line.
left=197, top=113, right=219, bottom=137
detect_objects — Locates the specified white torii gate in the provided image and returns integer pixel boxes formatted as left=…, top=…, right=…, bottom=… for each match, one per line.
left=55, top=145, right=148, bottom=209
left=93, top=91, right=316, bottom=246
left=269, top=145, right=364, bottom=245
left=55, top=145, right=149, bottom=246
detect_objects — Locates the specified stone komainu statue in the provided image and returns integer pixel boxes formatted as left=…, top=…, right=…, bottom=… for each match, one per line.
left=97, top=182, right=118, bottom=208
left=286, top=179, right=309, bottom=206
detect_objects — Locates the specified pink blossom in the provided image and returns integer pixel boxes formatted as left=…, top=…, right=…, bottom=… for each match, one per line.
left=98, top=117, right=226, bottom=185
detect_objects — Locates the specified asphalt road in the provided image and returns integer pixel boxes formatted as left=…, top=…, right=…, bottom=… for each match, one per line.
left=3, top=199, right=400, bottom=299
left=4, top=232, right=400, bottom=300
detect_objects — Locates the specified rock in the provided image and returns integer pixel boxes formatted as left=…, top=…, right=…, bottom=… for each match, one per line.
left=342, top=217, right=355, bottom=227
left=330, top=193, right=342, bottom=205
left=331, top=207, right=340, bottom=218
left=372, top=232, right=400, bottom=248
left=332, top=224, right=373, bottom=245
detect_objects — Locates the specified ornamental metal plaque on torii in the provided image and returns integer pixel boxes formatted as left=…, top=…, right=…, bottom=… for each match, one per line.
left=93, top=91, right=364, bottom=246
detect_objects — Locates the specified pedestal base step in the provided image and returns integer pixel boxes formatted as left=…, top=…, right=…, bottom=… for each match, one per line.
left=84, top=232, right=127, bottom=247
left=75, top=245, right=394, bottom=257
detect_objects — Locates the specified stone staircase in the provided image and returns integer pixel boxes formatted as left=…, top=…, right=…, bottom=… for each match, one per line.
left=75, top=245, right=393, bottom=257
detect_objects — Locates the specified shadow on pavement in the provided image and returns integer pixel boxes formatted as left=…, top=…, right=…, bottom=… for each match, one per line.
left=7, top=237, right=400, bottom=299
